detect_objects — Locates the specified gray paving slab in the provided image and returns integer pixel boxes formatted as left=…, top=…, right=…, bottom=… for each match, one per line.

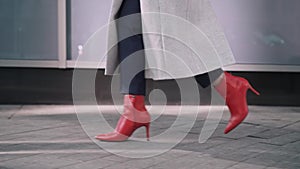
left=282, top=141, right=300, bottom=153
left=227, top=162, right=266, bottom=169
left=59, top=157, right=119, bottom=169
left=249, top=128, right=292, bottom=139
left=0, top=153, right=79, bottom=169
left=262, top=132, right=300, bottom=146
left=242, top=151, right=298, bottom=168
left=283, top=121, right=300, bottom=132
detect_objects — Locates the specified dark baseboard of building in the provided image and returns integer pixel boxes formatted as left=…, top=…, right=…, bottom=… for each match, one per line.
left=0, top=68, right=299, bottom=106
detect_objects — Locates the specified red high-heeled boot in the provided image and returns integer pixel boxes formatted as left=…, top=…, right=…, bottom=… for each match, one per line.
left=214, top=72, right=260, bottom=134
left=95, top=95, right=151, bottom=142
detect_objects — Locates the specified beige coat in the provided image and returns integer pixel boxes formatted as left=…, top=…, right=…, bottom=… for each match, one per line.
left=105, top=0, right=235, bottom=80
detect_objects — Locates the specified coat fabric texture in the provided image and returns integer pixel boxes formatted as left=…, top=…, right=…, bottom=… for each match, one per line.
left=105, top=0, right=236, bottom=80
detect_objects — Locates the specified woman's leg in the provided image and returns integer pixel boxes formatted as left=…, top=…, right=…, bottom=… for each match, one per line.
left=117, top=0, right=146, bottom=96
left=194, top=68, right=223, bottom=88
left=96, top=0, right=150, bottom=142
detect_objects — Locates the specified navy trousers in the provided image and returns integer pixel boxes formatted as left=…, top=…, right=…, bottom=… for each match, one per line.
left=117, top=0, right=223, bottom=95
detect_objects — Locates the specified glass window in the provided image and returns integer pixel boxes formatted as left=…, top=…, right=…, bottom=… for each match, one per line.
left=212, top=0, right=300, bottom=65
left=0, top=0, right=58, bottom=60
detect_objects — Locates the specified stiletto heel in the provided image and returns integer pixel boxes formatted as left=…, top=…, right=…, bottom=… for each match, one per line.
left=95, top=95, right=151, bottom=142
left=145, top=123, right=150, bottom=141
left=248, top=84, right=260, bottom=96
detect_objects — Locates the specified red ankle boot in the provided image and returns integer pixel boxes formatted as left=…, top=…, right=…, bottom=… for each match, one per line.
left=95, top=95, right=151, bottom=142
left=214, top=72, right=260, bottom=134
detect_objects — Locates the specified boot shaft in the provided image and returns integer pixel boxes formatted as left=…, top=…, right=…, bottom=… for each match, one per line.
left=124, top=95, right=147, bottom=111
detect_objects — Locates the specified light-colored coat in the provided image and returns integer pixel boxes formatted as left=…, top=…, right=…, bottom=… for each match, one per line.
left=105, top=0, right=235, bottom=80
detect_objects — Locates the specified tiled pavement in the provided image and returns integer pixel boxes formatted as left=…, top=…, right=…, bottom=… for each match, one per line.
left=0, top=105, right=299, bottom=169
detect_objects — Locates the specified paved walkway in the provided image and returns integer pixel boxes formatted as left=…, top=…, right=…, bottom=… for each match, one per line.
left=0, top=105, right=299, bottom=169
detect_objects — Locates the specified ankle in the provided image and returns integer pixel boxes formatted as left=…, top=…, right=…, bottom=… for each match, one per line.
left=125, top=95, right=147, bottom=111
left=213, top=73, right=225, bottom=87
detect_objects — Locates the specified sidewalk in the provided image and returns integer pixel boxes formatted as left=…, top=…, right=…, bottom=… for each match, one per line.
left=0, top=105, right=299, bottom=169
